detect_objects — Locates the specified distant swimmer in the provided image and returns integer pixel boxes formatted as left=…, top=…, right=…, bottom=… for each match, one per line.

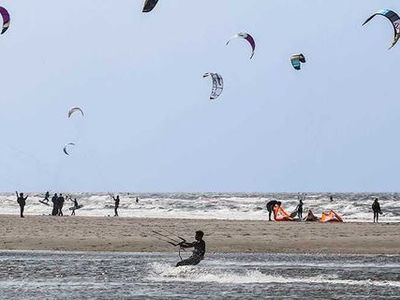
left=372, top=198, right=382, bottom=223
left=296, top=199, right=303, bottom=220
left=176, top=230, right=206, bottom=267
left=112, top=195, right=120, bottom=217
left=51, top=193, right=58, bottom=216
left=266, top=200, right=281, bottom=221
left=16, top=191, right=28, bottom=218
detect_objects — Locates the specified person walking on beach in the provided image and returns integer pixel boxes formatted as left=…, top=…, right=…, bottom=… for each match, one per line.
left=266, top=200, right=281, bottom=221
left=51, top=193, right=58, bottom=216
left=372, top=198, right=382, bottom=223
left=176, top=230, right=206, bottom=267
left=296, top=199, right=304, bottom=220
left=112, top=195, right=120, bottom=217
left=16, top=191, right=28, bottom=218
left=58, top=193, right=65, bottom=216
left=43, top=191, right=50, bottom=203
left=70, top=198, right=79, bottom=216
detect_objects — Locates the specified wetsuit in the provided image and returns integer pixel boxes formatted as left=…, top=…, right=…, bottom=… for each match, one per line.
left=44, top=192, right=50, bottom=202
left=296, top=201, right=303, bottom=220
left=266, top=200, right=279, bottom=221
left=114, top=197, right=120, bottom=216
left=17, top=195, right=27, bottom=218
left=51, top=195, right=58, bottom=216
left=176, top=240, right=206, bottom=267
left=58, top=196, right=65, bottom=216
left=372, top=200, right=381, bottom=223
left=71, top=199, right=79, bottom=216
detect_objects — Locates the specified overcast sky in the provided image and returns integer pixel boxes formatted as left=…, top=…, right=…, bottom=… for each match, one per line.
left=0, top=0, right=400, bottom=192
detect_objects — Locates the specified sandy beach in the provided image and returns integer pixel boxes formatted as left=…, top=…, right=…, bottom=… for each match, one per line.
left=0, top=215, right=399, bottom=254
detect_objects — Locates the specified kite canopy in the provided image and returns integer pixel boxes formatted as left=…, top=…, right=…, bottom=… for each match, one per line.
left=273, top=205, right=294, bottom=221
left=142, top=0, right=159, bottom=13
left=0, top=7, right=10, bottom=35
left=226, top=32, right=256, bottom=59
left=63, top=143, right=75, bottom=156
left=203, top=73, right=223, bottom=100
left=363, top=9, right=400, bottom=49
left=68, top=107, right=84, bottom=118
left=290, top=53, right=306, bottom=70
left=320, top=210, right=343, bottom=223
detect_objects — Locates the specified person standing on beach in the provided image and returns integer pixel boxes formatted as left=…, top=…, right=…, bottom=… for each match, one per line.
left=58, top=194, right=65, bottom=216
left=16, top=191, right=28, bottom=218
left=266, top=200, right=281, bottom=221
left=296, top=199, right=303, bottom=220
left=112, top=195, right=120, bottom=217
left=372, top=198, right=382, bottom=223
left=176, top=230, right=206, bottom=267
left=51, top=193, right=58, bottom=215
left=71, top=198, right=79, bottom=216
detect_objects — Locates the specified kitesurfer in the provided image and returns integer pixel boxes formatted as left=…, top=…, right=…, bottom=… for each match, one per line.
left=43, top=191, right=50, bottom=203
left=136, top=197, right=139, bottom=204
left=16, top=191, right=28, bottom=218
left=176, top=230, right=206, bottom=267
left=330, top=196, right=334, bottom=202
left=51, top=193, right=58, bottom=216
left=372, top=198, right=382, bottom=223
left=71, top=198, right=79, bottom=216
left=266, top=200, right=281, bottom=221
left=296, top=199, right=304, bottom=220
left=58, top=193, right=65, bottom=216
left=112, top=195, right=120, bottom=217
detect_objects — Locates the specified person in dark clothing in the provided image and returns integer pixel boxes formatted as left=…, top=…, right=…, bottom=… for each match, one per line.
left=136, top=197, right=139, bottom=204
left=112, top=195, right=120, bottom=217
left=330, top=196, right=334, bottom=202
left=58, top=194, right=65, bottom=216
left=296, top=199, right=304, bottom=220
left=43, top=191, right=50, bottom=203
left=176, top=230, right=206, bottom=267
left=70, top=198, right=79, bottom=216
left=16, top=191, right=28, bottom=218
left=51, top=193, right=58, bottom=216
left=372, top=198, right=382, bottom=223
left=266, top=200, right=282, bottom=221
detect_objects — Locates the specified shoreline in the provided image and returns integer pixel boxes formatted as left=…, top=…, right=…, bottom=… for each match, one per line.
left=0, top=215, right=399, bottom=255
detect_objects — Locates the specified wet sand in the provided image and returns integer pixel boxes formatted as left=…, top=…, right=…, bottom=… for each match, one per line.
left=0, top=215, right=399, bottom=254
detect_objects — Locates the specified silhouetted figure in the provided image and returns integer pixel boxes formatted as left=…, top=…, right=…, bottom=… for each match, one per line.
left=113, top=195, right=120, bottom=216
left=58, top=194, right=65, bottom=216
left=136, top=197, right=139, bottom=204
left=372, top=198, right=382, bottom=223
left=176, top=230, right=206, bottom=267
left=266, top=200, right=281, bottom=221
left=43, top=191, right=50, bottom=203
left=71, top=198, right=79, bottom=216
left=330, top=196, right=333, bottom=202
left=16, top=191, right=28, bottom=218
left=296, top=199, right=303, bottom=220
left=51, top=193, right=58, bottom=216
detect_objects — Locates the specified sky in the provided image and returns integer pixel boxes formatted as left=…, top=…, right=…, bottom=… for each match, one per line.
left=0, top=0, right=400, bottom=192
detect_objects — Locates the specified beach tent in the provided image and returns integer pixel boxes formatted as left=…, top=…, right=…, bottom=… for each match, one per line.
left=273, top=205, right=294, bottom=221
left=320, top=210, right=343, bottom=223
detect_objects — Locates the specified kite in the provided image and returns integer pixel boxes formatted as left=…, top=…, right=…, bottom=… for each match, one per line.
left=0, top=7, right=10, bottom=35
left=290, top=54, right=306, bottom=70
left=363, top=9, right=400, bottom=49
left=203, top=73, right=223, bottom=100
left=63, top=143, right=75, bottom=156
left=143, top=0, right=159, bottom=13
left=226, top=32, right=256, bottom=59
left=68, top=107, right=84, bottom=118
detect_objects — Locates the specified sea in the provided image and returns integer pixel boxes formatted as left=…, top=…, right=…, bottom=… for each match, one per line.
left=0, top=192, right=399, bottom=222
left=0, top=251, right=399, bottom=299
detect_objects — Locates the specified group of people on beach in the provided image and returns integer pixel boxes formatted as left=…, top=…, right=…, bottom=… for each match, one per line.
left=266, top=195, right=383, bottom=223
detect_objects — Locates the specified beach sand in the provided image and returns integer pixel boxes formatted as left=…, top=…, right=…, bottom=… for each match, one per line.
left=0, top=215, right=399, bottom=254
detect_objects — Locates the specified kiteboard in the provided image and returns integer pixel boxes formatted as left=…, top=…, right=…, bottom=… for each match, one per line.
left=39, top=200, right=50, bottom=206
left=69, top=205, right=83, bottom=211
